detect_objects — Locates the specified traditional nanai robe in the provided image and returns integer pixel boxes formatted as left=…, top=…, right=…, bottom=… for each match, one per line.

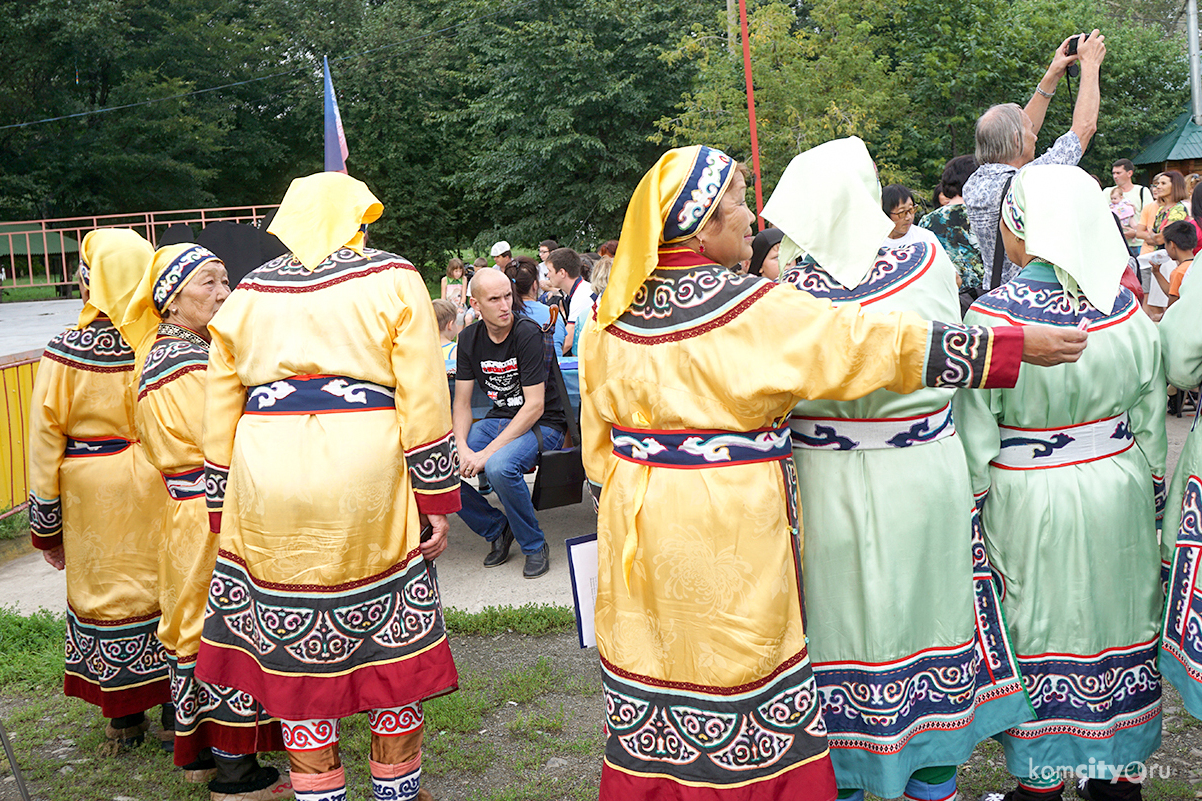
left=1158, top=270, right=1202, bottom=721
left=135, top=322, right=283, bottom=765
left=196, top=247, right=460, bottom=721
left=580, top=245, right=1024, bottom=801
left=783, top=243, right=1032, bottom=797
left=27, top=316, right=171, bottom=715
left=957, top=261, right=1166, bottom=776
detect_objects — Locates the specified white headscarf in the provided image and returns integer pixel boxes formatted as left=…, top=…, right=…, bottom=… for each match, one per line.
left=761, top=137, right=893, bottom=289
left=1001, top=164, right=1128, bottom=312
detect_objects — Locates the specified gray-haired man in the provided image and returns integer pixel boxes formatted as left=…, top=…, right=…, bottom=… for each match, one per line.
left=964, top=30, right=1106, bottom=291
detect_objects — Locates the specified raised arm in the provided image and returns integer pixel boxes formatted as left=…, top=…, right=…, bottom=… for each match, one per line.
left=1070, top=30, right=1105, bottom=151
left=753, top=284, right=1084, bottom=403
left=1024, top=35, right=1079, bottom=135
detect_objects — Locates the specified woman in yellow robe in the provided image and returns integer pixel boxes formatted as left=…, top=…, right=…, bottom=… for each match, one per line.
left=129, top=244, right=288, bottom=799
left=579, top=145, right=1089, bottom=800
left=197, top=173, right=459, bottom=801
left=27, top=229, right=171, bottom=747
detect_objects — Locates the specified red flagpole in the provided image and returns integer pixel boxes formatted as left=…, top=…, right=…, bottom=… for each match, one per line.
left=738, top=0, right=764, bottom=230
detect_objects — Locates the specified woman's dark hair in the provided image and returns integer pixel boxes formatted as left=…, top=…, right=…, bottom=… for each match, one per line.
left=504, top=256, right=540, bottom=313
left=506, top=257, right=540, bottom=299
left=748, top=228, right=785, bottom=276
left=881, top=184, right=914, bottom=215
left=1162, top=170, right=1188, bottom=205
left=938, top=155, right=978, bottom=200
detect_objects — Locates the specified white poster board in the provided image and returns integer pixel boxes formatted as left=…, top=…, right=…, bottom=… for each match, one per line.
left=565, top=533, right=598, bottom=649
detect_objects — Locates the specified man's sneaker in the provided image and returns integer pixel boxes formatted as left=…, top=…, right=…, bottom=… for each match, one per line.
left=523, top=544, right=550, bottom=579
left=483, top=524, right=514, bottom=567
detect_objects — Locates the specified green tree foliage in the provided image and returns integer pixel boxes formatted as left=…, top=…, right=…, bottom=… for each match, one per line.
left=659, top=0, right=1187, bottom=201
left=0, top=0, right=1189, bottom=269
left=657, top=0, right=908, bottom=196
left=448, top=0, right=710, bottom=252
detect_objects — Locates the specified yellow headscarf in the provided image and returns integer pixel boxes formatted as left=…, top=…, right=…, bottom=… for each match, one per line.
left=125, top=244, right=224, bottom=377
left=761, top=137, right=893, bottom=290
left=267, top=172, right=384, bottom=271
left=76, top=229, right=156, bottom=347
left=1001, top=164, right=1128, bottom=312
left=597, top=146, right=737, bottom=329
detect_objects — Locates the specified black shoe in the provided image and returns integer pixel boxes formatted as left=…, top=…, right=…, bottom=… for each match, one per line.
left=523, top=544, right=550, bottom=578
left=483, top=524, right=514, bottom=567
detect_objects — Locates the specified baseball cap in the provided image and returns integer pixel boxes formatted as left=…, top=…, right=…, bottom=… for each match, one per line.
left=490, top=240, right=511, bottom=257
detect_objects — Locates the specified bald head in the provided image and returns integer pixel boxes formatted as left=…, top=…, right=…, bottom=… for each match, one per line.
left=470, top=267, right=509, bottom=300
left=468, top=267, right=515, bottom=333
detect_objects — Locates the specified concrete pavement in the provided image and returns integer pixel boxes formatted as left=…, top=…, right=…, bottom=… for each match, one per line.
left=0, top=297, right=81, bottom=358
left=0, top=477, right=596, bottom=615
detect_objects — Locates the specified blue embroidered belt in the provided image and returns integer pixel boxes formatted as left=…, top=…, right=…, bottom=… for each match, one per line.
left=244, top=375, right=396, bottom=415
left=65, top=436, right=134, bottom=458
left=610, top=425, right=792, bottom=468
left=992, top=412, right=1133, bottom=470
left=162, top=467, right=205, bottom=501
left=789, top=404, right=954, bottom=450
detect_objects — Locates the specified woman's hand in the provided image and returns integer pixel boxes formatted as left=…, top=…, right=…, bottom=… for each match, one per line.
left=43, top=545, right=65, bottom=571
left=418, top=513, right=449, bottom=560
left=1020, top=325, right=1088, bottom=366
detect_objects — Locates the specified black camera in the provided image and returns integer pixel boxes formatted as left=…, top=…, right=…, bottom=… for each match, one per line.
left=1065, top=34, right=1084, bottom=77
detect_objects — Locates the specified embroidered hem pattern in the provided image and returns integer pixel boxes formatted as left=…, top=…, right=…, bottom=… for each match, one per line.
left=197, top=550, right=458, bottom=720
left=817, top=502, right=1028, bottom=756
left=64, top=605, right=170, bottom=717
left=1161, top=475, right=1202, bottom=717
left=169, top=653, right=284, bottom=766
left=599, top=651, right=835, bottom=795
left=1004, top=639, right=1161, bottom=741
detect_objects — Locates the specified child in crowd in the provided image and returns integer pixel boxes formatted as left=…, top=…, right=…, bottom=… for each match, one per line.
left=1158, top=220, right=1197, bottom=307
left=441, top=258, right=467, bottom=307
left=1109, top=185, right=1137, bottom=232
left=432, top=298, right=459, bottom=366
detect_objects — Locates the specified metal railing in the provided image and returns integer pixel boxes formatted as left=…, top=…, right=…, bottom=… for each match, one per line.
left=0, top=351, right=41, bottom=519
left=0, top=205, right=279, bottom=299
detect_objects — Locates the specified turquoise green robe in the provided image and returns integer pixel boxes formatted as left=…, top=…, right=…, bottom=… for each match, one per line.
left=785, top=243, right=1032, bottom=797
left=957, top=260, right=1166, bottom=779
left=1159, top=269, right=1202, bottom=721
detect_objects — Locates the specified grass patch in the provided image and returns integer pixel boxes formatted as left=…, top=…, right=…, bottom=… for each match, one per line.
left=0, top=606, right=65, bottom=690
left=506, top=703, right=566, bottom=739
left=0, top=509, right=29, bottom=541
left=497, top=656, right=558, bottom=704
left=444, top=604, right=575, bottom=636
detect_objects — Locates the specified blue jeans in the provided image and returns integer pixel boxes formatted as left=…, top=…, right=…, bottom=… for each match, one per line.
left=457, top=417, right=563, bottom=554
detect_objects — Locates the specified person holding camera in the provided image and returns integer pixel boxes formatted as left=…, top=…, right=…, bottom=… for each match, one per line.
left=965, top=30, right=1106, bottom=292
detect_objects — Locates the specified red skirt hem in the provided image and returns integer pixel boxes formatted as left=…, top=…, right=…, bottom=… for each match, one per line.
left=599, top=756, right=838, bottom=801
left=64, top=674, right=171, bottom=718
left=195, top=637, right=459, bottom=721
left=174, top=720, right=286, bottom=767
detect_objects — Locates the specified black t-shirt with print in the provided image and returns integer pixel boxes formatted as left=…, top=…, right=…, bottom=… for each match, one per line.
left=455, top=317, right=566, bottom=432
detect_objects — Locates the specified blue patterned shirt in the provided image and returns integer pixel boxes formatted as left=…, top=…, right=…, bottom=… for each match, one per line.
left=963, top=131, right=1083, bottom=290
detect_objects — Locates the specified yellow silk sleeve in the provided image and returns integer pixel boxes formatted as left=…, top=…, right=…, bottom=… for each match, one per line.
left=202, top=328, right=245, bottom=530
left=746, top=284, right=933, bottom=402
left=136, top=367, right=206, bottom=475
left=578, top=318, right=613, bottom=508
left=389, top=269, right=460, bottom=514
left=27, top=356, right=71, bottom=548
